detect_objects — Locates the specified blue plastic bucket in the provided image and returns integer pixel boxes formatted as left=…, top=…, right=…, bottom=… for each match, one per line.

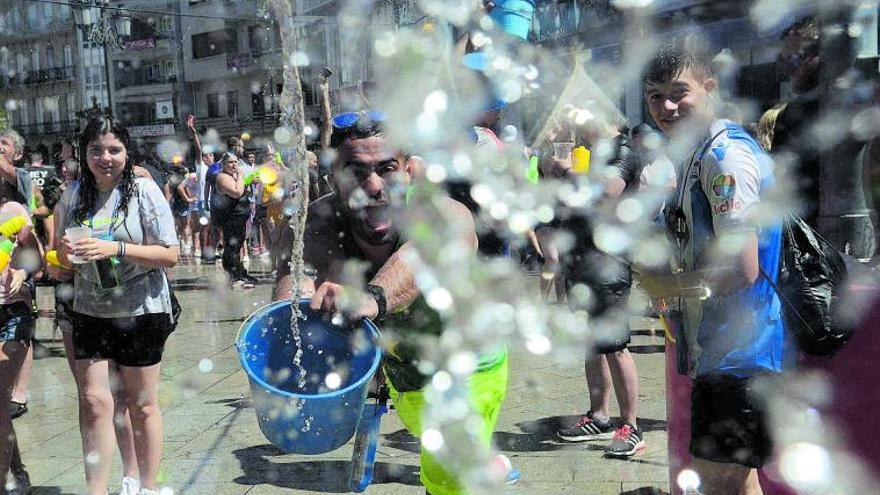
left=236, top=300, right=382, bottom=454
left=490, top=0, right=535, bottom=41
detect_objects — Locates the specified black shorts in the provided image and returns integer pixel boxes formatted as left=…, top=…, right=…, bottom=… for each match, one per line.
left=0, top=303, right=34, bottom=343
left=691, top=374, right=772, bottom=468
left=71, top=311, right=173, bottom=367
left=254, top=204, right=268, bottom=224
left=564, top=252, right=632, bottom=354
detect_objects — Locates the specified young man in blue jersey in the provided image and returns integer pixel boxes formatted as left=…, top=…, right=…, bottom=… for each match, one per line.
left=640, top=37, right=793, bottom=495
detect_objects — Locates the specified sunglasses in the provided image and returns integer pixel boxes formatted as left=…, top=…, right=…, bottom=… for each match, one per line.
left=331, top=110, right=388, bottom=130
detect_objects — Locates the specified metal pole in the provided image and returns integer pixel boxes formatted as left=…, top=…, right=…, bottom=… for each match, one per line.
left=101, top=5, right=114, bottom=116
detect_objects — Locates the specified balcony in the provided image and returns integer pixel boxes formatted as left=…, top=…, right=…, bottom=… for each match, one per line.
left=115, top=72, right=178, bottom=90
left=299, top=0, right=339, bottom=15
left=23, top=67, right=76, bottom=85
left=17, top=120, right=81, bottom=137
left=197, top=113, right=281, bottom=139
left=227, top=52, right=253, bottom=70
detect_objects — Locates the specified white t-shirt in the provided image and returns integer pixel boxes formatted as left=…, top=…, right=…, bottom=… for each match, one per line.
left=55, top=178, right=179, bottom=318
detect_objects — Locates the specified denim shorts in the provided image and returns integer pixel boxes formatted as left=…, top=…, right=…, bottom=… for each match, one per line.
left=0, top=302, right=35, bottom=343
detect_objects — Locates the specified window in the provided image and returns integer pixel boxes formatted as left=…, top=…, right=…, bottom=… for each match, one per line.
left=16, top=53, right=26, bottom=76
left=248, top=26, right=266, bottom=54
left=148, top=63, right=161, bottom=81
left=206, top=93, right=220, bottom=118
left=159, top=16, right=173, bottom=34
left=227, top=90, right=239, bottom=118
left=26, top=4, right=37, bottom=29
left=33, top=98, right=42, bottom=125
left=251, top=91, right=265, bottom=115
left=63, top=44, right=72, bottom=68
left=46, top=46, right=54, bottom=69
left=164, top=60, right=175, bottom=80
left=31, top=48, right=39, bottom=72
left=67, top=93, right=76, bottom=121
left=191, top=30, right=236, bottom=59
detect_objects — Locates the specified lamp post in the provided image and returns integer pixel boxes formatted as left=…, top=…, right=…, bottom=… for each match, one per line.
left=73, top=0, right=131, bottom=117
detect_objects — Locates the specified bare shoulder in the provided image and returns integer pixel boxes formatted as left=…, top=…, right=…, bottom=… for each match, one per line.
left=437, top=194, right=472, bottom=219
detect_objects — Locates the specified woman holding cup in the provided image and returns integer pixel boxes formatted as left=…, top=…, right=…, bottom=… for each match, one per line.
left=56, top=116, right=179, bottom=495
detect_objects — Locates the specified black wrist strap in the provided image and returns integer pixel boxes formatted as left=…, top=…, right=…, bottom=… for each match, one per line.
left=364, top=284, right=387, bottom=321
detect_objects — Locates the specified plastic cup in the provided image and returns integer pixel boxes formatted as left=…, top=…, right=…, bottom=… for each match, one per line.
left=65, top=226, right=92, bottom=264
left=552, top=141, right=574, bottom=160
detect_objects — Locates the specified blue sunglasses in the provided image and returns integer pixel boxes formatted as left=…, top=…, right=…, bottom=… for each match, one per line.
left=331, top=110, right=389, bottom=130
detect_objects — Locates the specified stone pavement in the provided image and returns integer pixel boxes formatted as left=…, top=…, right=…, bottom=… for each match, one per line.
left=19, top=259, right=669, bottom=494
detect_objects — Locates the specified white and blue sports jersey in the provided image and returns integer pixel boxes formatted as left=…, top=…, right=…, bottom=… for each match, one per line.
left=672, top=119, right=793, bottom=378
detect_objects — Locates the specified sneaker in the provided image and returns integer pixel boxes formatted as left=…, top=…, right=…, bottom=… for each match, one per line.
left=605, top=422, right=645, bottom=458
left=238, top=279, right=255, bottom=289
left=493, top=454, right=520, bottom=485
left=242, top=273, right=259, bottom=284
left=557, top=411, right=614, bottom=442
left=194, top=248, right=202, bottom=258
left=9, top=401, right=27, bottom=420
left=7, top=467, right=30, bottom=495
left=231, top=279, right=245, bottom=289
left=119, top=476, right=140, bottom=495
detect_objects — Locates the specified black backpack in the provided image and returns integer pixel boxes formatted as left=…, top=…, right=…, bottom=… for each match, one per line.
left=760, top=213, right=852, bottom=357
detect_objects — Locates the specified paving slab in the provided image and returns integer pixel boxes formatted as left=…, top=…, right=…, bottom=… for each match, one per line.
left=15, top=259, right=669, bottom=494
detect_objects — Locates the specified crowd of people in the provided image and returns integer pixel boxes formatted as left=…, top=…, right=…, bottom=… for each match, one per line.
left=0, top=5, right=877, bottom=495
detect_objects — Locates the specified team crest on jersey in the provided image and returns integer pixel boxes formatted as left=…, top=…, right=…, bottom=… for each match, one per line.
left=710, top=141, right=730, bottom=162
left=711, top=173, right=736, bottom=200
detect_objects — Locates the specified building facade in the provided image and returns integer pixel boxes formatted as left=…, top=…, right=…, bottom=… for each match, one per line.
left=113, top=0, right=189, bottom=146
left=0, top=0, right=83, bottom=150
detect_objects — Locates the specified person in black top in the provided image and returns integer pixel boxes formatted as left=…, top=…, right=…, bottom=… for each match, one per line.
left=545, top=121, right=647, bottom=458
left=212, top=152, right=257, bottom=288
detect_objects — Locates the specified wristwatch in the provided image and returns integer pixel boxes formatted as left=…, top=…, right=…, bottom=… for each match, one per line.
left=364, top=284, right=387, bottom=321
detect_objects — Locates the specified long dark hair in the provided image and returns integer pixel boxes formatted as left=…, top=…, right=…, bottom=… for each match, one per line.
left=72, top=116, right=137, bottom=227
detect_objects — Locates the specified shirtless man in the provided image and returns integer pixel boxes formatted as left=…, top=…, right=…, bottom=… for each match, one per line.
left=272, top=112, right=515, bottom=495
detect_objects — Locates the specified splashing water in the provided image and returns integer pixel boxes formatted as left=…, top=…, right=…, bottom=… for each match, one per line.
left=266, top=0, right=311, bottom=392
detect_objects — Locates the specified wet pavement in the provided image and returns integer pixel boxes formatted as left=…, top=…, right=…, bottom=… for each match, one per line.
left=21, top=258, right=668, bottom=494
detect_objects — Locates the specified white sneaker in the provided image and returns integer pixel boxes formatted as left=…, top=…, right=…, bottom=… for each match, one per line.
left=119, top=476, right=140, bottom=495
left=243, top=254, right=251, bottom=263
left=137, top=489, right=161, bottom=495
left=194, top=248, right=202, bottom=258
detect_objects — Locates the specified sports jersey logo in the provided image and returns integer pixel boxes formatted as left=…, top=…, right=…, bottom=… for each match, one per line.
left=712, top=198, right=743, bottom=215
left=710, top=141, right=730, bottom=162
left=711, top=173, right=736, bottom=200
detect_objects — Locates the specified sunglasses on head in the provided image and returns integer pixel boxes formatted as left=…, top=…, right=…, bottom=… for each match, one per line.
left=331, top=110, right=388, bottom=130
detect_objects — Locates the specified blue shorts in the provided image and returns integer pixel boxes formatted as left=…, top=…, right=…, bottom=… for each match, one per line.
left=0, top=302, right=35, bottom=343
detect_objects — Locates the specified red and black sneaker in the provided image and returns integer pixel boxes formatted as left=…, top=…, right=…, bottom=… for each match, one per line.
left=605, top=422, right=645, bottom=458
left=556, top=411, right=615, bottom=442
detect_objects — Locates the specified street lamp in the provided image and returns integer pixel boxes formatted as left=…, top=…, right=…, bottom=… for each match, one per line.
left=73, top=0, right=131, bottom=116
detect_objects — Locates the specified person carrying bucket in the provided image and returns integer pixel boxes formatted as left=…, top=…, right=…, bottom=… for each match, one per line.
left=272, top=111, right=518, bottom=494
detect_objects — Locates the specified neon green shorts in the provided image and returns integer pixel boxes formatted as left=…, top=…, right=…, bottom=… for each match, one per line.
left=386, top=352, right=508, bottom=495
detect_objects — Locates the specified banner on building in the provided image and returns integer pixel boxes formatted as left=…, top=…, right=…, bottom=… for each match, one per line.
left=156, top=100, right=174, bottom=120
left=129, top=124, right=175, bottom=138
left=124, top=38, right=156, bottom=51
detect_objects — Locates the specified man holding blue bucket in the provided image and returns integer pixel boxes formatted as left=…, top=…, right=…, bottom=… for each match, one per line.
left=273, top=111, right=517, bottom=494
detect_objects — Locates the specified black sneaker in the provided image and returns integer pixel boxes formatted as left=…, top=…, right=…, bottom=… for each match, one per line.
left=9, top=401, right=27, bottom=419
left=242, top=273, right=259, bottom=284
left=605, top=422, right=645, bottom=458
left=556, top=411, right=614, bottom=442
left=8, top=466, right=30, bottom=494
